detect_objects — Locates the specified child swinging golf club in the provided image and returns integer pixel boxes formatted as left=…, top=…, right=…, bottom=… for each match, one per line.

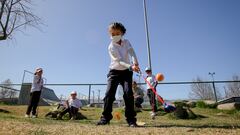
left=97, top=22, right=140, bottom=127
left=145, top=67, right=158, bottom=119
left=25, top=68, right=44, bottom=118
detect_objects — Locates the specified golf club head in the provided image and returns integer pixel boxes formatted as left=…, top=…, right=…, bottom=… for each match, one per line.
left=164, top=104, right=176, bottom=113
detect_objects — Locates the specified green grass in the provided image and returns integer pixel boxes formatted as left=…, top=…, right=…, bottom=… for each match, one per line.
left=0, top=105, right=240, bottom=135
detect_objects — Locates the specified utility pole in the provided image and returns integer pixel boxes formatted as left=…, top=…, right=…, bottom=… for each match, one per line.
left=143, top=0, right=152, bottom=70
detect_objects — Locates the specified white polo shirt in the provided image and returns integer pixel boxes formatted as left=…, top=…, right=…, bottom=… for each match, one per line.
left=31, top=75, right=44, bottom=92
left=68, top=98, right=82, bottom=109
left=146, top=75, right=157, bottom=89
left=108, top=39, right=138, bottom=70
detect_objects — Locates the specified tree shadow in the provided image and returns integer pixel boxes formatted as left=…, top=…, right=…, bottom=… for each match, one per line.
left=0, top=108, right=10, bottom=113
left=138, top=124, right=240, bottom=129
left=142, top=108, right=164, bottom=112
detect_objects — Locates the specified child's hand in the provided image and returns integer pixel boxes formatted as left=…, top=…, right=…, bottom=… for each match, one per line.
left=134, top=63, right=139, bottom=66
left=131, top=65, right=140, bottom=73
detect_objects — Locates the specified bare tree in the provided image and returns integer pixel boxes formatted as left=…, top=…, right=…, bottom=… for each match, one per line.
left=189, top=77, right=221, bottom=100
left=0, top=0, right=41, bottom=41
left=8, top=86, right=16, bottom=99
left=224, top=75, right=240, bottom=98
left=0, top=79, right=14, bottom=98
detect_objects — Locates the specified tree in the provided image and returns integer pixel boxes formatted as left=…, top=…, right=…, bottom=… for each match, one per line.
left=224, top=75, right=240, bottom=98
left=0, top=79, right=15, bottom=98
left=189, top=77, right=221, bottom=100
left=0, top=0, right=41, bottom=41
left=8, top=85, right=16, bottom=99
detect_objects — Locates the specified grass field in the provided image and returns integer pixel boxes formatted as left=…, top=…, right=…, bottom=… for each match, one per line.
left=0, top=105, right=240, bottom=135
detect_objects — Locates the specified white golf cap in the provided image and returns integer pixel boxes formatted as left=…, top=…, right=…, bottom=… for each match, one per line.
left=34, top=68, right=43, bottom=75
left=36, top=68, right=43, bottom=72
left=71, top=91, right=77, bottom=95
left=145, top=67, right=151, bottom=71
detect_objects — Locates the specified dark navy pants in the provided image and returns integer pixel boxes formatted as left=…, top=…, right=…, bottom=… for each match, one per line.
left=101, top=69, right=136, bottom=124
left=26, top=91, right=41, bottom=115
left=147, top=89, right=157, bottom=112
left=59, top=106, right=79, bottom=119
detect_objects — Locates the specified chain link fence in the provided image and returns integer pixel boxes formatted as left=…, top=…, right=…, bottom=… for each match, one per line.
left=0, top=80, right=239, bottom=106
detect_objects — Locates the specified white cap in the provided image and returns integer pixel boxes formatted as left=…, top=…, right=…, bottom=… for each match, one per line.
left=34, top=68, right=43, bottom=75
left=70, top=91, right=77, bottom=95
left=145, top=67, right=151, bottom=71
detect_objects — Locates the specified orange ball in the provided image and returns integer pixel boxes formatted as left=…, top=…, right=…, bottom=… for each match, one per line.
left=155, top=73, right=164, bottom=82
left=114, top=112, right=121, bottom=120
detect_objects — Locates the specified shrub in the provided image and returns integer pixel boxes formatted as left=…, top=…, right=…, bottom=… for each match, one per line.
left=196, top=101, right=207, bottom=108
left=208, top=103, right=218, bottom=109
left=188, top=108, right=197, bottom=119
left=173, top=106, right=189, bottom=119
left=187, top=101, right=197, bottom=108
left=173, top=101, right=188, bottom=108
left=171, top=101, right=199, bottom=119
left=196, top=101, right=217, bottom=109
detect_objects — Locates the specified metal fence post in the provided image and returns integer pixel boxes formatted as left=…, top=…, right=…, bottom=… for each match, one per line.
left=92, top=90, right=95, bottom=103
left=209, top=72, right=218, bottom=102
left=21, top=70, right=26, bottom=84
left=98, top=89, right=100, bottom=104
left=88, top=85, right=91, bottom=104
left=212, top=82, right=218, bottom=102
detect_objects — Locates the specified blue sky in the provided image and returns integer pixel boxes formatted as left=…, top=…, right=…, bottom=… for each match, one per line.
left=0, top=0, right=240, bottom=99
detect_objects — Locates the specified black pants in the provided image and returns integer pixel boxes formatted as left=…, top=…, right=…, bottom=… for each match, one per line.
left=59, top=106, right=79, bottom=119
left=135, top=97, right=144, bottom=108
left=26, top=91, right=41, bottom=115
left=147, top=89, right=157, bottom=112
left=101, top=69, right=136, bottom=124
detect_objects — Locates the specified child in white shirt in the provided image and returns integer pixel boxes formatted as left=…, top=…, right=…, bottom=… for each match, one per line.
left=57, top=91, right=82, bottom=120
left=25, top=68, right=44, bottom=118
left=145, top=67, right=158, bottom=119
left=97, top=22, right=140, bottom=127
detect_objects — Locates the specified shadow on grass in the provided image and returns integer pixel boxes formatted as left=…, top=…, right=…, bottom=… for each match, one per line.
left=142, top=108, right=164, bottom=112
left=142, top=109, right=208, bottom=119
left=139, top=124, right=240, bottom=129
left=0, top=108, right=10, bottom=113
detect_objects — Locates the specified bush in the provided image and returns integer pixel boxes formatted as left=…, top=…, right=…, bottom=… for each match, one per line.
left=208, top=103, right=218, bottom=109
left=0, top=102, right=6, bottom=105
left=0, top=101, right=18, bottom=105
left=196, top=101, right=208, bottom=108
left=167, top=101, right=204, bottom=120
left=173, top=106, right=189, bottom=119
left=173, top=101, right=188, bottom=108
left=188, top=108, right=197, bottom=119
left=174, top=101, right=197, bottom=108
left=170, top=101, right=199, bottom=119
left=196, top=101, right=217, bottom=109
left=187, top=101, right=197, bottom=108
left=167, top=106, right=199, bottom=120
